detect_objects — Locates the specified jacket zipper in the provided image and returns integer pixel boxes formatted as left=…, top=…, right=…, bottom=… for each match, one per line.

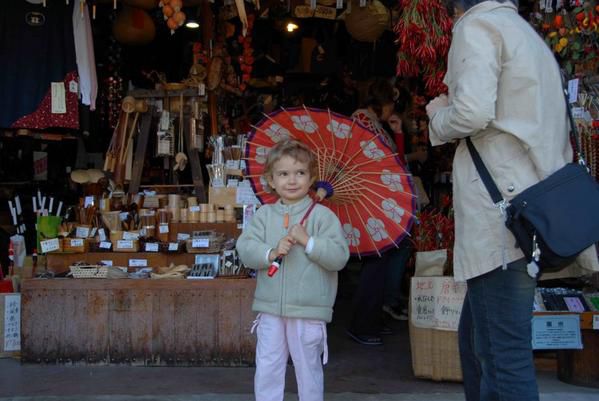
left=280, top=204, right=289, bottom=316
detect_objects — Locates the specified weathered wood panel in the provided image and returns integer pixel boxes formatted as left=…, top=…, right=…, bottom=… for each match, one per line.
left=21, top=279, right=256, bottom=366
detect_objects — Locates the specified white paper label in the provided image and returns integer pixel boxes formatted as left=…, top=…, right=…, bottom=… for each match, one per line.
left=117, top=240, right=133, bottom=249
left=4, top=294, right=21, bottom=352
left=89, top=227, right=97, bottom=238
left=160, top=111, right=170, bottom=131
left=40, top=238, right=60, bottom=253
left=70, top=239, right=84, bottom=247
left=189, top=206, right=200, bottom=212
left=51, top=82, right=66, bottom=114
left=568, top=79, right=579, bottom=103
left=145, top=243, right=159, bottom=252
left=168, top=242, right=179, bottom=251
left=84, top=196, right=95, bottom=207
left=129, top=259, right=147, bottom=267
left=100, top=260, right=113, bottom=266
left=69, top=80, right=78, bottom=93
left=119, top=212, right=129, bottom=221
left=198, top=82, right=206, bottom=96
left=226, top=159, right=240, bottom=169
left=594, top=315, right=599, bottom=330
left=192, top=238, right=210, bottom=248
left=123, top=231, right=139, bottom=240
left=98, top=228, right=107, bottom=241
left=159, top=224, right=169, bottom=233
left=177, top=233, right=190, bottom=241
left=75, top=226, right=90, bottom=238
left=236, top=185, right=259, bottom=205
left=99, top=241, right=112, bottom=249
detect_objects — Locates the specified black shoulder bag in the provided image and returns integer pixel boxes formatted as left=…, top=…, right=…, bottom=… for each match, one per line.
left=466, top=82, right=599, bottom=276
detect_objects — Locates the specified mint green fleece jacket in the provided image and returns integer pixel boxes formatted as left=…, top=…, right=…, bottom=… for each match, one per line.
left=236, top=196, right=349, bottom=322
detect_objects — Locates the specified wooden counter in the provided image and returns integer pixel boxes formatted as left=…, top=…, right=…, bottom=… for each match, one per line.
left=21, top=278, right=256, bottom=366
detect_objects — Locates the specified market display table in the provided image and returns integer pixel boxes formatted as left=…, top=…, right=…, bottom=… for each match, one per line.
left=20, top=278, right=256, bottom=366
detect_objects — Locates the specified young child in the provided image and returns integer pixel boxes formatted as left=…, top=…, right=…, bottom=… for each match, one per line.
left=236, top=139, right=349, bottom=401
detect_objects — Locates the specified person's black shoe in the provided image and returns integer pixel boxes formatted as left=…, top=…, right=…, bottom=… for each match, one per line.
left=380, top=325, right=393, bottom=335
left=346, top=329, right=383, bottom=346
left=383, top=304, right=408, bottom=321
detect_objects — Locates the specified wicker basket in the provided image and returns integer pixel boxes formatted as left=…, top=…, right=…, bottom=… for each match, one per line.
left=69, top=264, right=109, bottom=278
left=409, top=322, right=463, bottom=382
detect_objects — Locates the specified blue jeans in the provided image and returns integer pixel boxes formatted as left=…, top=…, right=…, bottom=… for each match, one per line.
left=458, top=258, right=539, bottom=401
left=383, top=240, right=412, bottom=307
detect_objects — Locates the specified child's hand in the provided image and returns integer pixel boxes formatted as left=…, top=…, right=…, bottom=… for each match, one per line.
left=271, top=235, right=296, bottom=261
left=289, top=224, right=309, bottom=247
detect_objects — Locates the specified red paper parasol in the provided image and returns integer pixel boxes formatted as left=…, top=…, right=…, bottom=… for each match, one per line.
left=245, top=107, right=416, bottom=257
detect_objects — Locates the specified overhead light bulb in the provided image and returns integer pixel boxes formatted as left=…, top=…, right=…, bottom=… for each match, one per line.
left=185, top=20, right=200, bottom=29
left=286, top=22, right=299, bottom=32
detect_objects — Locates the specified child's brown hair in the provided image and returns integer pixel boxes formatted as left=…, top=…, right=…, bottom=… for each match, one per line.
left=263, top=140, right=318, bottom=185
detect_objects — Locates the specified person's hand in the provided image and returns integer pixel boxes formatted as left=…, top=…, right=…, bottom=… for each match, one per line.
left=409, top=148, right=428, bottom=163
left=426, top=94, right=449, bottom=119
left=289, top=224, right=309, bottom=247
left=270, top=236, right=296, bottom=262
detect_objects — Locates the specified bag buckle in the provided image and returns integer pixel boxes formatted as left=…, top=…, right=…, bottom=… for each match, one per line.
left=495, top=200, right=508, bottom=217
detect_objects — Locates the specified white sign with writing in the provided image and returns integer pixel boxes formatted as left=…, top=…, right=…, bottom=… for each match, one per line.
left=129, top=259, right=148, bottom=267
left=159, top=224, right=169, bottom=234
left=40, top=238, right=60, bottom=253
left=177, top=233, right=190, bottom=241
left=122, top=231, right=139, bottom=240
left=3, top=294, right=21, bottom=352
left=117, top=240, right=133, bottom=249
left=100, top=260, right=113, bottom=266
left=70, top=239, right=84, bottom=247
left=99, top=241, right=112, bottom=250
left=145, top=243, right=159, bottom=252
left=532, top=314, right=582, bottom=349
left=192, top=238, right=209, bottom=248
left=236, top=185, right=259, bottom=205
left=75, top=226, right=90, bottom=239
left=410, top=276, right=467, bottom=331
left=168, top=242, right=179, bottom=251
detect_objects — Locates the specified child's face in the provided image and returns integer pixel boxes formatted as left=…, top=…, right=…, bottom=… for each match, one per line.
left=388, top=113, right=402, bottom=134
left=267, top=155, right=312, bottom=204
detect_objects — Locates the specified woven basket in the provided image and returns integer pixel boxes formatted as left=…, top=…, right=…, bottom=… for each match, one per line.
left=69, top=264, right=109, bottom=279
left=409, top=322, right=463, bottom=382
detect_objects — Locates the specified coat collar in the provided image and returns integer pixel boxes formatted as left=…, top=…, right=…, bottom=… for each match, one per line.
left=272, top=195, right=314, bottom=216
left=453, top=1, right=517, bottom=32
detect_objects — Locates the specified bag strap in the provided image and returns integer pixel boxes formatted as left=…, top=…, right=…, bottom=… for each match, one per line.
left=465, top=137, right=504, bottom=205
left=561, top=72, right=585, bottom=165
left=466, top=71, right=584, bottom=205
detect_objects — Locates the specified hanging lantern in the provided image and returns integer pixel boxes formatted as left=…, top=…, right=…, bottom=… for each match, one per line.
left=344, top=0, right=390, bottom=42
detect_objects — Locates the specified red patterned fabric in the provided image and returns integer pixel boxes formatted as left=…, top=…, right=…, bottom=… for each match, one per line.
left=11, top=71, right=79, bottom=130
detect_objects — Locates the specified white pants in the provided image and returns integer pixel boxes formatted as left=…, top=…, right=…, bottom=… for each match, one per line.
left=252, top=313, right=328, bottom=401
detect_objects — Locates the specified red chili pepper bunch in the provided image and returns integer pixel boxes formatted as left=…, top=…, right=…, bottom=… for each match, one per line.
left=411, top=207, right=454, bottom=255
left=237, top=14, right=255, bottom=92
left=393, top=0, right=453, bottom=97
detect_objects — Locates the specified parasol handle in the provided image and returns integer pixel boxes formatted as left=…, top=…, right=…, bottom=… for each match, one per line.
left=268, top=199, right=319, bottom=277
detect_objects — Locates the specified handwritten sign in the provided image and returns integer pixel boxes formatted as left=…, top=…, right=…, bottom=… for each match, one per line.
left=3, top=294, right=21, bottom=352
left=75, top=226, right=90, bottom=238
left=40, top=238, right=60, bottom=253
left=236, top=185, right=259, bottom=205
left=168, top=242, right=179, bottom=251
left=410, top=276, right=466, bottom=331
left=159, top=224, right=169, bottom=234
left=145, top=243, right=159, bottom=252
left=192, top=238, right=209, bottom=248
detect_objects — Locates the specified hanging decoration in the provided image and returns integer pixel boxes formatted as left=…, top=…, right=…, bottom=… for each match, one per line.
left=344, top=0, right=390, bottom=43
left=393, top=0, right=452, bottom=97
left=159, top=0, right=186, bottom=34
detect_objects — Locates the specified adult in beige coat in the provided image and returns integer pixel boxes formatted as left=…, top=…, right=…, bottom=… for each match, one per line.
left=426, top=1, right=598, bottom=400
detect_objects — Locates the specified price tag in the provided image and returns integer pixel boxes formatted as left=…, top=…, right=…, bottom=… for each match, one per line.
left=98, top=228, right=107, bottom=241
left=123, top=231, right=139, bottom=240
left=100, top=260, right=113, bottom=266
left=159, top=224, right=169, bottom=234
left=70, top=239, right=84, bottom=247
left=192, top=238, right=209, bottom=248
left=84, top=196, right=95, bottom=207
left=189, top=206, right=201, bottom=212
left=198, top=82, right=206, bottom=96
left=99, top=241, right=112, bottom=249
left=226, top=159, right=239, bottom=169
left=177, top=233, right=190, bottom=241
left=117, top=240, right=133, bottom=249
left=145, top=243, right=159, bottom=252
left=568, top=78, right=579, bottom=103
left=129, top=259, right=148, bottom=267
left=594, top=315, right=599, bottom=330
left=119, top=212, right=129, bottom=221
left=168, top=242, right=179, bottom=251
left=40, top=238, right=60, bottom=253
left=75, top=226, right=90, bottom=238
left=89, top=227, right=98, bottom=238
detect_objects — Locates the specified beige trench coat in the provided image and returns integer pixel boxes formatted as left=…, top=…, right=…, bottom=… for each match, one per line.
left=428, top=1, right=598, bottom=281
